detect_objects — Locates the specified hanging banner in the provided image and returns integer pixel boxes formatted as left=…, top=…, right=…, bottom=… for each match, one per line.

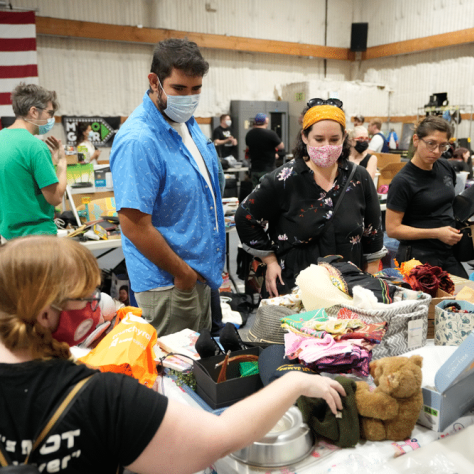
left=62, top=116, right=121, bottom=147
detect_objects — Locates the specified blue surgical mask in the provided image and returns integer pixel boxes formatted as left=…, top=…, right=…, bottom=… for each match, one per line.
left=88, top=131, right=94, bottom=140
left=27, top=117, right=55, bottom=135
left=158, top=79, right=200, bottom=123
left=38, top=118, right=55, bottom=135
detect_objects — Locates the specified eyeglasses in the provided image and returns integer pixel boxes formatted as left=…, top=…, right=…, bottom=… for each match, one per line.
left=419, top=138, right=450, bottom=153
left=307, top=98, right=343, bottom=109
left=53, top=288, right=101, bottom=312
left=35, top=107, right=55, bottom=118
left=355, top=137, right=370, bottom=142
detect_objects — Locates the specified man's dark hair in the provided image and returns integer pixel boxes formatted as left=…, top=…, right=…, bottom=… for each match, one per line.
left=220, top=114, right=230, bottom=122
left=11, top=83, right=59, bottom=117
left=150, top=38, right=209, bottom=84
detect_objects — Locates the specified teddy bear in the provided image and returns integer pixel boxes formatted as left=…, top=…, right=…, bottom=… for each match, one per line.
left=355, top=355, right=423, bottom=441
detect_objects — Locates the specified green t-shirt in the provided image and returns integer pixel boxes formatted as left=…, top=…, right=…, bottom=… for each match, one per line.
left=0, top=128, right=58, bottom=239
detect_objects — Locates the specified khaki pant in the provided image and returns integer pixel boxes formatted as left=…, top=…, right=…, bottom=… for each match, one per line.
left=134, top=283, right=211, bottom=337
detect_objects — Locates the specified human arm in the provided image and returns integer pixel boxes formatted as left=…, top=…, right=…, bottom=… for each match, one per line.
left=127, top=371, right=346, bottom=474
left=364, top=260, right=381, bottom=274
left=385, top=208, right=462, bottom=245
left=118, top=207, right=205, bottom=290
left=91, top=148, right=101, bottom=161
left=261, top=253, right=285, bottom=297
left=276, top=141, right=285, bottom=151
left=235, top=173, right=284, bottom=296
left=366, top=154, right=378, bottom=180
left=40, top=136, right=67, bottom=206
left=214, top=136, right=235, bottom=146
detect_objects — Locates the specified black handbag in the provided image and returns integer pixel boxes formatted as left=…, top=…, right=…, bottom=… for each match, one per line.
left=453, top=222, right=474, bottom=262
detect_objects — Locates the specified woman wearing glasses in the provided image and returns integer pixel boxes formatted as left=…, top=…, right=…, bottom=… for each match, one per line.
left=386, top=116, right=467, bottom=278
left=348, top=126, right=378, bottom=180
left=235, top=99, right=384, bottom=298
left=0, top=236, right=345, bottom=473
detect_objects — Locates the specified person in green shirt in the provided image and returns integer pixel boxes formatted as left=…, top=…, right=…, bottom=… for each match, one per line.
left=0, top=83, right=67, bottom=240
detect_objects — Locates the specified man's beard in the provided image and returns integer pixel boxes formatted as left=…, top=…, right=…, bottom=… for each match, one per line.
left=156, top=89, right=166, bottom=114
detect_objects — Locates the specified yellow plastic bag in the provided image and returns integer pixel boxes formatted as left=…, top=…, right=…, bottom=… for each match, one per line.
left=80, top=307, right=158, bottom=388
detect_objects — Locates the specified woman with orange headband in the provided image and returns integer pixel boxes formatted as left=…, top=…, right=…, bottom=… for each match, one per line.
left=235, top=98, right=385, bottom=298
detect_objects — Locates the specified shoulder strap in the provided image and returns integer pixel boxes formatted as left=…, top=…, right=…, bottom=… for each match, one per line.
left=26, top=374, right=96, bottom=463
left=0, top=374, right=96, bottom=467
left=331, top=162, right=357, bottom=219
left=0, top=441, right=11, bottom=467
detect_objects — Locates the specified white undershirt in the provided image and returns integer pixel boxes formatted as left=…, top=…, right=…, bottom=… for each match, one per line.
left=147, top=120, right=219, bottom=293
left=168, top=121, right=218, bottom=228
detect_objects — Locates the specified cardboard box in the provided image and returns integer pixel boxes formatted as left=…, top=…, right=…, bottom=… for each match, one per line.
left=375, top=152, right=401, bottom=169
left=193, top=347, right=262, bottom=409
left=66, top=154, right=78, bottom=165
left=417, top=332, right=474, bottom=432
left=377, top=162, right=406, bottom=187
left=427, top=289, right=451, bottom=339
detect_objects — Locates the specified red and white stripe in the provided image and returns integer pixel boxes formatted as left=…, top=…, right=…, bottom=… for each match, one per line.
left=0, top=10, right=38, bottom=118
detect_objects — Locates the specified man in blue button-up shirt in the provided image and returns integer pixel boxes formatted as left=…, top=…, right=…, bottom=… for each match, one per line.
left=110, top=39, right=225, bottom=336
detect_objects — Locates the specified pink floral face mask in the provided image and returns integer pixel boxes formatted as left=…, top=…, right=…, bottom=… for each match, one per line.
left=307, top=144, right=342, bottom=168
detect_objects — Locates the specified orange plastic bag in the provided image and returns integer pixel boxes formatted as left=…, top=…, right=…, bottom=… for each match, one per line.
left=80, top=307, right=158, bottom=388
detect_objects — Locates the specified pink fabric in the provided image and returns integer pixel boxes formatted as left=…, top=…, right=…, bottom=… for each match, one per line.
left=284, top=332, right=351, bottom=363
left=307, top=144, right=342, bottom=168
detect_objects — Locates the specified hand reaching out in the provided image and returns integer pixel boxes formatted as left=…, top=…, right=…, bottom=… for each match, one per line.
left=45, top=136, right=66, bottom=165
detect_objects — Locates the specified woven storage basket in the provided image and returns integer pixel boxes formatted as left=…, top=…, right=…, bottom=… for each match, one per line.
left=326, top=290, right=431, bottom=359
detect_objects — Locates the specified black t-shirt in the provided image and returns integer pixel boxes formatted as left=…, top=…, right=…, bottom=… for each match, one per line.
left=387, top=158, right=456, bottom=253
left=245, top=128, right=282, bottom=172
left=212, top=125, right=236, bottom=158
left=0, top=359, right=167, bottom=473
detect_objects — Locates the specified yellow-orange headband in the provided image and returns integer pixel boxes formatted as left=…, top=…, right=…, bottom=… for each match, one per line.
left=303, top=105, right=346, bottom=130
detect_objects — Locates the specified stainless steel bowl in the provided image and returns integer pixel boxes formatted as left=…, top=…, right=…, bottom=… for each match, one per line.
left=230, top=406, right=314, bottom=468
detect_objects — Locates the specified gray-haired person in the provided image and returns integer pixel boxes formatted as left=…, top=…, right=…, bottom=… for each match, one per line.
left=0, top=83, right=67, bottom=241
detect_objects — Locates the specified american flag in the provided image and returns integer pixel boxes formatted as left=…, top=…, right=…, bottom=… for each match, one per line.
left=0, top=10, right=38, bottom=120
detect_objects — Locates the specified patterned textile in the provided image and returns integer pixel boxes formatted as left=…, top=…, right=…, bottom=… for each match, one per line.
left=326, top=290, right=431, bottom=359
left=280, top=309, right=329, bottom=339
left=235, top=158, right=384, bottom=293
left=260, top=288, right=303, bottom=313
left=434, top=300, right=474, bottom=346
left=284, top=332, right=352, bottom=363
left=336, top=322, right=388, bottom=344
left=318, top=255, right=396, bottom=304
left=337, top=308, right=360, bottom=319
left=304, top=344, right=372, bottom=377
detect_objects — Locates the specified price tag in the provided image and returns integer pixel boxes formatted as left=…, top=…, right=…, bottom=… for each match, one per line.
left=408, top=318, right=423, bottom=350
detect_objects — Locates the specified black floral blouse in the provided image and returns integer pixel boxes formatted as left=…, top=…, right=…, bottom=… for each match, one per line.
left=235, top=158, right=384, bottom=293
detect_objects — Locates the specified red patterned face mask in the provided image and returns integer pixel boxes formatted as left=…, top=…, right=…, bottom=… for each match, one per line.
left=52, top=302, right=100, bottom=347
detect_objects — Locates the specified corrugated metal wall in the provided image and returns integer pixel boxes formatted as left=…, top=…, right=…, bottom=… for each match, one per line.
left=356, top=0, right=474, bottom=46
left=354, top=0, right=474, bottom=139
left=7, top=0, right=474, bottom=137
left=12, top=0, right=354, bottom=116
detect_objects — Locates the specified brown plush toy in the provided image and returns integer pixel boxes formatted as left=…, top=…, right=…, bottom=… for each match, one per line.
left=355, top=355, right=423, bottom=441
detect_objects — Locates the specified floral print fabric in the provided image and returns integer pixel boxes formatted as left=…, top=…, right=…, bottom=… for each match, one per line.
left=235, top=158, right=384, bottom=292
